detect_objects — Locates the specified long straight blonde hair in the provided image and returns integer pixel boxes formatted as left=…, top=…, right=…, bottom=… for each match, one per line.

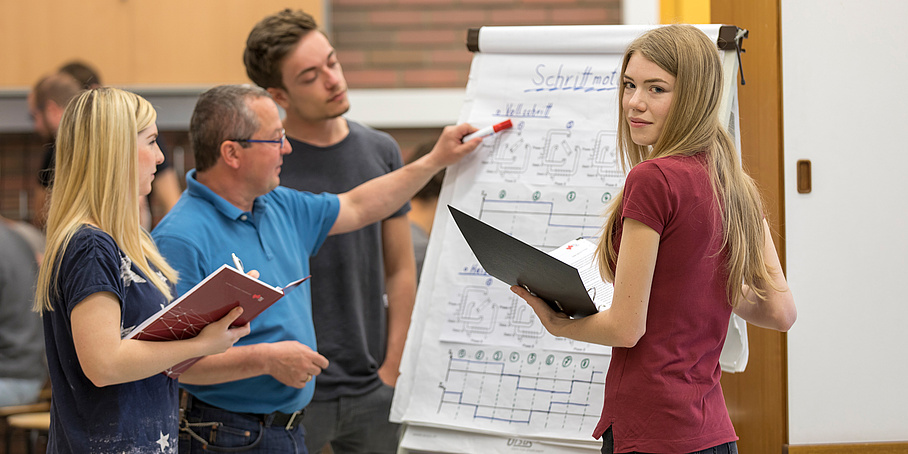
left=35, top=88, right=178, bottom=311
left=595, top=25, right=773, bottom=306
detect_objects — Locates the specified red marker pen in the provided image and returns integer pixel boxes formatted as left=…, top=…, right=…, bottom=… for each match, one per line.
left=462, top=119, right=513, bottom=142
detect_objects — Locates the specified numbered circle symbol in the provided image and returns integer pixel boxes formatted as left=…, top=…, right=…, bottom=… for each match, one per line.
left=545, top=354, right=555, bottom=366
left=566, top=121, right=574, bottom=129
left=580, top=358, right=590, bottom=369
left=562, top=356, right=573, bottom=367
left=533, top=191, right=541, bottom=201
left=493, top=351, right=503, bottom=361
left=475, top=350, right=485, bottom=360
left=458, top=349, right=466, bottom=358
left=528, top=353, right=537, bottom=364
left=566, top=191, right=576, bottom=202
left=510, top=352, right=520, bottom=362
left=602, top=192, right=612, bottom=203
left=499, top=190, right=507, bottom=199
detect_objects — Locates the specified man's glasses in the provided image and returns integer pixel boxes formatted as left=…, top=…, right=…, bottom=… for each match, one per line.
left=230, top=129, right=286, bottom=148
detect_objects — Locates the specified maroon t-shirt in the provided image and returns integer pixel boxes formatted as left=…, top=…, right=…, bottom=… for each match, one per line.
left=593, top=153, right=737, bottom=452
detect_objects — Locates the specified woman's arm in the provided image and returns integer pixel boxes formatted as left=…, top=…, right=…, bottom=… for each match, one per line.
left=512, top=218, right=660, bottom=348
left=71, top=292, right=249, bottom=387
left=732, top=218, right=797, bottom=331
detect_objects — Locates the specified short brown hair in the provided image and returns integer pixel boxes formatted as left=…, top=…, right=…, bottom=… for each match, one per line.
left=58, top=61, right=103, bottom=89
left=244, top=8, right=320, bottom=89
left=190, top=85, right=270, bottom=172
left=33, top=73, right=82, bottom=112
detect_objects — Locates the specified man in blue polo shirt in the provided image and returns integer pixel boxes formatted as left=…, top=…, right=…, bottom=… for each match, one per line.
left=152, top=84, right=479, bottom=453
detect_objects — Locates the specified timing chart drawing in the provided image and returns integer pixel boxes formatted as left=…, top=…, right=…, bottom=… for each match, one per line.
left=405, top=344, right=606, bottom=441
left=439, top=185, right=613, bottom=354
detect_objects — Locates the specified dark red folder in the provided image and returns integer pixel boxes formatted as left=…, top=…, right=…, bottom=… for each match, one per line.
left=125, top=264, right=309, bottom=378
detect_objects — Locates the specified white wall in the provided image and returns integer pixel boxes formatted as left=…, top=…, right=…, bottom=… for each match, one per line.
left=782, top=0, right=908, bottom=445
left=622, top=0, right=659, bottom=25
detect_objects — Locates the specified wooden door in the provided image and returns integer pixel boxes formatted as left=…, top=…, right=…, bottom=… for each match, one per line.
left=710, top=1, right=789, bottom=453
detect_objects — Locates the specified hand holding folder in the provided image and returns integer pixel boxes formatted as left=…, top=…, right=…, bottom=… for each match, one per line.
left=449, top=206, right=609, bottom=318
left=125, top=259, right=310, bottom=378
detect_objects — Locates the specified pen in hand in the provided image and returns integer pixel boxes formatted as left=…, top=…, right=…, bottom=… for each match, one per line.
left=462, top=119, right=513, bottom=142
left=232, top=253, right=244, bottom=273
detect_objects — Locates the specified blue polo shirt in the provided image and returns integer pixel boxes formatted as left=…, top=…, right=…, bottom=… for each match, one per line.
left=151, top=169, right=340, bottom=414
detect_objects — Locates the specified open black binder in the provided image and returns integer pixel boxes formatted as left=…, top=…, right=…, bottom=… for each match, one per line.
left=448, top=205, right=598, bottom=318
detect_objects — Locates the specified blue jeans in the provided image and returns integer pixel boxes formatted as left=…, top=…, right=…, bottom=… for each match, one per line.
left=179, top=394, right=308, bottom=453
left=300, top=384, right=399, bottom=454
left=600, top=426, right=738, bottom=454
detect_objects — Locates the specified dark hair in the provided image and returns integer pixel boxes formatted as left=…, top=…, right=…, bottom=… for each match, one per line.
left=33, top=73, right=83, bottom=112
left=189, top=85, right=270, bottom=172
left=408, top=142, right=445, bottom=201
left=244, top=8, right=320, bottom=89
left=59, top=61, right=103, bottom=89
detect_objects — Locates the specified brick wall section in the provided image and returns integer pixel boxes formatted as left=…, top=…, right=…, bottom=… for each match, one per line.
left=331, top=0, right=622, bottom=89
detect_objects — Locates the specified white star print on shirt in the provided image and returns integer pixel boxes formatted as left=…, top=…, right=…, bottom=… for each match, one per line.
left=156, top=431, right=170, bottom=452
left=119, top=254, right=147, bottom=287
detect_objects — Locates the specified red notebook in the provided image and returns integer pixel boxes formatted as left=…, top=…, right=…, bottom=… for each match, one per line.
left=125, top=264, right=309, bottom=378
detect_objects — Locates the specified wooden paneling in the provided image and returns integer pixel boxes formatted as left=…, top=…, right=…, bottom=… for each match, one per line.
left=788, top=442, right=908, bottom=454
left=0, top=0, right=323, bottom=87
left=710, top=1, right=789, bottom=453
left=0, top=0, right=131, bottom=86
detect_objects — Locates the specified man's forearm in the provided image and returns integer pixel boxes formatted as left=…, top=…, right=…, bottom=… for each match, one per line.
left=179, top=343, right=270, bottom=385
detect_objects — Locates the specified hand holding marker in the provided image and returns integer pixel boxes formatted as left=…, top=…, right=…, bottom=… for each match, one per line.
left=462, top=119, right=513, bottom=142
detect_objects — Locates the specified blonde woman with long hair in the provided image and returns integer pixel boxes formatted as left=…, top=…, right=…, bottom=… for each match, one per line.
left=512, top=25, right=797, bottom=453
left=35, top=87, right=250, bottom=453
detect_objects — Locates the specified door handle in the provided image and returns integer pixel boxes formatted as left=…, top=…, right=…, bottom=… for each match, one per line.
left=796, top=160, right=811, bottom=194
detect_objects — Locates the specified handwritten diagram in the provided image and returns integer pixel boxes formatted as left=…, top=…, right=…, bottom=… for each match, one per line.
left=474, top=122, right=623, bottom=188
left=432, top=346, right=605, bottom=437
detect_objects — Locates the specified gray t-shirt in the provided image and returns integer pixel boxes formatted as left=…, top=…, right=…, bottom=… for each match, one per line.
left=411, top=222, right=429, bottom=284
left=283, top=120, right=408, bottom=400
left=0, top=222, right=45, bottom=380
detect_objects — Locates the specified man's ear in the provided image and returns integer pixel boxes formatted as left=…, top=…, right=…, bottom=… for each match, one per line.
left=45, top=101, right=66, bottom=131
left=267, top=87, right=290, bottom=110
left=220, top=140, right=243, bottom=170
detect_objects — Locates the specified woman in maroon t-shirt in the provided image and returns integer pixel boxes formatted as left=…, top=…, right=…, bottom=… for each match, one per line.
left=512, top=25, right=797, bottom=453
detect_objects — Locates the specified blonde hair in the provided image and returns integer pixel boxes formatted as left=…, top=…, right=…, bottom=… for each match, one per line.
left=35, top=88, right=178, bottom=311
left=595, top=25, right=773, bottom=305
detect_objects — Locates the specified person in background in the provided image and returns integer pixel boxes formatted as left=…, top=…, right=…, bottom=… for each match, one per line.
left=151, top=84, right=478, bottom=453
left=511, top=25, right=797, bottom=454
left=35, top=87, right=250, bottom=453
left=243, top=9, right=417, bottom=453
left=0, top=221, right=45, bottom=407
left=31, top=62, right=183, bottom=230
left=1, top=216, right=46, bottom=263
left=405, top=141, right=445, bottom=283
left=28, top=72, right=83, bottom=228
left=58, top=60, right=102, bottom=89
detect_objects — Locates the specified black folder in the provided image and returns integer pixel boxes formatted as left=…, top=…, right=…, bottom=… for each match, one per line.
left=448, top=205, right=598, bottom=318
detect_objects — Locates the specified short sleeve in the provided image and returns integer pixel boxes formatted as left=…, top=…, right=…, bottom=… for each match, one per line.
left=57, top=229, right=126, bottom=315
left=621, top=160, right=673, bottom=236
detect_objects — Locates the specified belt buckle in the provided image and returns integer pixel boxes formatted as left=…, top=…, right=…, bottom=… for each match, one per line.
left=284, top=410, right=301, bottom=431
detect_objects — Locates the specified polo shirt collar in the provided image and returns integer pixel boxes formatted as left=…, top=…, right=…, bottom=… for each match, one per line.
left=185, top=169, right=266, bottom=221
